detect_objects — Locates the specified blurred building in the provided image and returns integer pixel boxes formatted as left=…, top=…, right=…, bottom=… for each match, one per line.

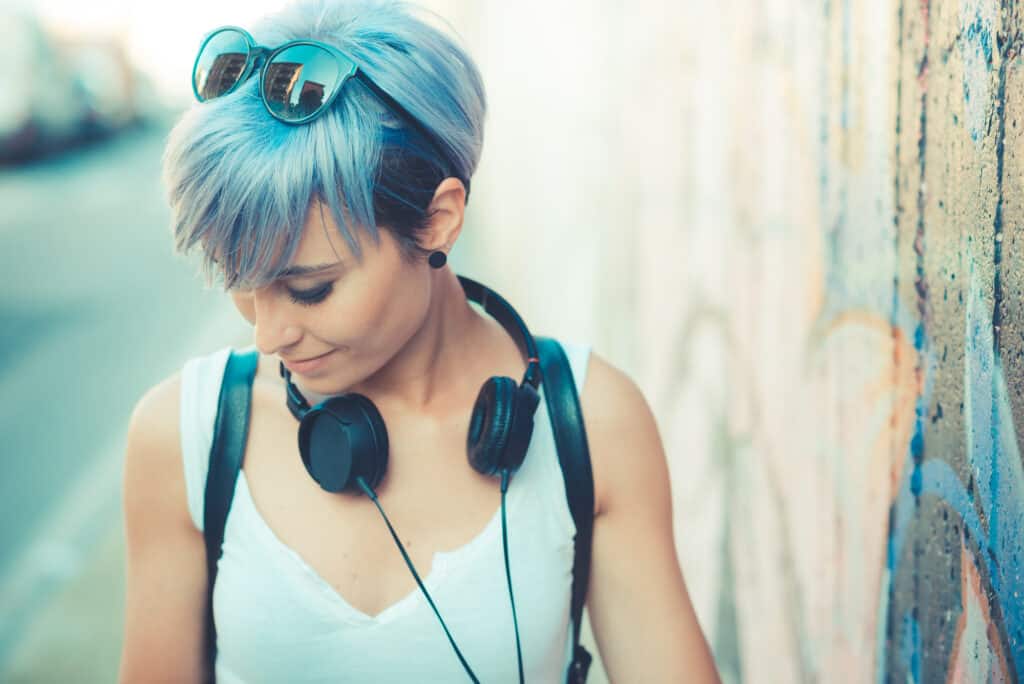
left=0, top=8, right=158, bottom=164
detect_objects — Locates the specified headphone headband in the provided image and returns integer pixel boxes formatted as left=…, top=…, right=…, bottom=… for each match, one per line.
left=455, top=275, right=541, bottom=390
left=279, top=274, right=541, bottom=419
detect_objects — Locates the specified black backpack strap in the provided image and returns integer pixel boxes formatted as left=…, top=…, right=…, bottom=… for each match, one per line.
left=536, top=337, right=595, bottom=684
left=199, top=343, right=593, bottom=681
left=202, top=348, right=260, bottom=682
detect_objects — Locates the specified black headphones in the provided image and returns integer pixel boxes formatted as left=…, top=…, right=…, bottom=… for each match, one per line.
left=278, top=274, right=543, bottom=495
left=276, top=275, right=537, bottom=682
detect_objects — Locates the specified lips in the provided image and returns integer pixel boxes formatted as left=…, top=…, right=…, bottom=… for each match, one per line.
left=282, top=349, right=335, bottom=374
left=288, top=351, right=331, bottom=364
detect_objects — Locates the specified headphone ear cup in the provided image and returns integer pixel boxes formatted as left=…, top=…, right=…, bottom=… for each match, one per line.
left=466, top=376, right=517, bottom=476
left=502, top=383, right=538, bottom=473
left=298, top=393, right=389, bottom=494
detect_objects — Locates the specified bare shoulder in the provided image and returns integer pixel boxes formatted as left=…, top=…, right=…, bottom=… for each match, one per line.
left=574, top=350, right=722, bottom=681
left=577, top=350, right=662, bottom=517
left=578, top=350, right=649, bottom=421
left=127, top=371, right=183, bottom=445
left=122, top=368, right=198, bottom=548
left=120, top=370, right=209, bottom=682
left=124, top=371, right=187, bottom=509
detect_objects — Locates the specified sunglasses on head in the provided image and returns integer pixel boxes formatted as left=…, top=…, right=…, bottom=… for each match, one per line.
left=192, top=25, right=461, bottom=179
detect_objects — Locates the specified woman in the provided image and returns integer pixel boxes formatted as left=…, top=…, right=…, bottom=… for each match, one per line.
left=118, top=0, right=720, bottom=681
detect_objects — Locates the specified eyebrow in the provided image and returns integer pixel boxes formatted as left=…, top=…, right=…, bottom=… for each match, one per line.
left=276, top=261, right=344, bottom=278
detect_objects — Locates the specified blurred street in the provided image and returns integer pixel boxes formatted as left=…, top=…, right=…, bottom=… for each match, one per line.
left=0, top=120, right=250, bottom=681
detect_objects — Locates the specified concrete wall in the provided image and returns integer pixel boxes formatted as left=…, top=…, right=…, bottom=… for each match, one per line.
left=442, top=0, right=1024, bottom=681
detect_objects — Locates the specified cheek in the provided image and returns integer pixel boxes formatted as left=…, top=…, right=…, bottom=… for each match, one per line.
left=335, top=271, right=430, bottom=342
left=330, top=279, right=396, bottom=335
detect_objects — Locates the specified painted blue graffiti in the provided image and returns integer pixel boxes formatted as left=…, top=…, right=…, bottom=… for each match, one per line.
left=958, top=1, right=997, bottom=144
left=880, top=264, right=1024, bottom=680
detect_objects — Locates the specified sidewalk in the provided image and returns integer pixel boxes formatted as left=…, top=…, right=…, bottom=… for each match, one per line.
left=3, top=519, right=125, bottom=683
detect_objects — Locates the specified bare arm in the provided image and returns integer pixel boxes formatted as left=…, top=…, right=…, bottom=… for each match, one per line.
left=580, top=352, right=720, bottom=683
left=119, top=372, right=210, bottom=683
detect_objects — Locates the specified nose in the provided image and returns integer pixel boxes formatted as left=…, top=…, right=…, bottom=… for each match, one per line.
left=246, top=288, right=303, bottom=355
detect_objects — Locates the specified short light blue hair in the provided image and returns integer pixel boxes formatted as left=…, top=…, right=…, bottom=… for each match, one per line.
left=162, top=0, right=486, bottom=290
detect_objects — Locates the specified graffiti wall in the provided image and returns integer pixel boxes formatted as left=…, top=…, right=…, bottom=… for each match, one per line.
left=885, top=0, right=1024, bottom=679
left=441, top=0, right=1023, bottom=680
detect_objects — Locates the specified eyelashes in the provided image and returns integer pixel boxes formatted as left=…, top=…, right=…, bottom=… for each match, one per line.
left=213, top=262, right=336, bottom=306
left=287, top=283, right=334, bottom=306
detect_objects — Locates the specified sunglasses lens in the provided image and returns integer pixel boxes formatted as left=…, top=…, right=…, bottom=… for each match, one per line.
left=264, top=44, right=348, bottom=121
left=194, top=29, right=250, bottom=100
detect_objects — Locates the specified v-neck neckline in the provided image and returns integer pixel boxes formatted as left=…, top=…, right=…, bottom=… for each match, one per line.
left=233, top=470, right=511, bottom=625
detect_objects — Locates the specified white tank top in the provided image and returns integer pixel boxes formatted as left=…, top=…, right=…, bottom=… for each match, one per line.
left=178, top=340, right=592, bottom=683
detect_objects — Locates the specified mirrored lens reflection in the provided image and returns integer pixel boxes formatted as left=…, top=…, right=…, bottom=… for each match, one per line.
left=194, top=29, right=251, bottom=99
left=263, top=45, right=343, bottom=120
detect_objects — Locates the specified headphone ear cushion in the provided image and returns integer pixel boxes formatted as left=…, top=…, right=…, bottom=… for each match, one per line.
left=467, top=376, right=517, bottom=476
left=298, top=393, right=389, bottom=494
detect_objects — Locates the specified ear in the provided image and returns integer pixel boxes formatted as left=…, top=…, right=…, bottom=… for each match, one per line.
left=422, top=177, right=467, bottom=252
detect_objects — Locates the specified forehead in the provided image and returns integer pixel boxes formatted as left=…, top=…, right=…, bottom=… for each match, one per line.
left=290, top=200, right=404, bottom=276
left=293, top=199, right=353, bottom=262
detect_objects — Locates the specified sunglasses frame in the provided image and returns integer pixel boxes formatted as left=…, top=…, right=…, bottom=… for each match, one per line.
left=192, top=25, right=459, bottom=179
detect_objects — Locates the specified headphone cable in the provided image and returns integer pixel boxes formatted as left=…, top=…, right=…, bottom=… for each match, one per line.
left=356, top=476, right=481, bottom=684
left=501, top=469, right=526, bottom=684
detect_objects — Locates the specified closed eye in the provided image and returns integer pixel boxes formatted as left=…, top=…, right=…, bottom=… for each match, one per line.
left=287, top=282, right=333, bottom=306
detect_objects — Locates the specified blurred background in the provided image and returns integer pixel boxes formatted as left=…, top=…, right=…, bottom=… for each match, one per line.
left=2, top=0, right=1022, bottom=682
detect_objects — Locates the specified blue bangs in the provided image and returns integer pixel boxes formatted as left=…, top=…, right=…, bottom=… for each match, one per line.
left=162, top=0, right=486, bottom=291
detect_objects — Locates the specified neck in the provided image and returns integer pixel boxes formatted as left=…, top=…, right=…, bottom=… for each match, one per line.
left=292, top=269, right=483, bottom=416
